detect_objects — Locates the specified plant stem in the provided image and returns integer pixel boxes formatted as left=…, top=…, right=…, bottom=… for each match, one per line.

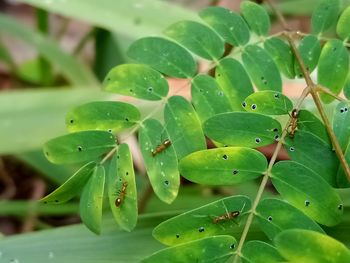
left=73, top=28, right=96, bottom=55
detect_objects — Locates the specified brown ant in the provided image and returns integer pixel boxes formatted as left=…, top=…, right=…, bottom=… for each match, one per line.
left=151, top=139, right=172, bottom=157
left=212, top=202, right=246, bottom=224
left=115, top=181, right=128, bottom=207
left=288, top=109, right=299, bottom=138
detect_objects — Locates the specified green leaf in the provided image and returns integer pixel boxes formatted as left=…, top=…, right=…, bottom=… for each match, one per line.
left=141, top=235, right=236, bottom=263
left=242, top=241, right=284, bottom=263
left=333, top=101, right=350, bottom=151
left=215, top=58, right=254, bottom=110
left=108, top=144, right=138, bottom=232
left=294, top=35, right=321, bottom=78
left=102, top=64, right=169, bottom=100
left=311, top=0, right=341, bottom=35
left=271, top=161, right=343, bottom=226
left=0, top=40, right=15, bottom=68
left=191, top=75, right=232, bottom=123
left=275, top=229, right=350, bottom=262
left=204, top=112, right=281, bottom=148
left=80, top=165, right=105, bottom=234
left=65, top=101, right=140, bottom=132
left=40, top=162, right=97, bottom=204
left=43, top=131, right=116, bottom=164
left=337, top=146, right=350, bottom=188
left=139, top=119, right=179, bottom=204
left=199, top=6, right=250, bottom=46
left=343, top=74, right=350, bottom=100
left=337, top=6, right=350, bottom=40
left=264, top=37, right=295, bottom=79
left=164, top=96, right=206, bottom=159
left=152, top=196, right=251, bottom=245
left=240, top=1, right=270, bottom=36
left=17, top=0, right=197, bottom=40
left=164, top=20, right=224, bottom=60
left=0, top=14, right=96, bottom=85
left=242, top=45, right=282, bottom=92
left=298, top=109, right=330, bottom=146
left=127, top=37, right=196, bottom=78
left=318, top=40, right=349, bottom=103
left=284, top=130, right=338, bottom=186
left=243, top=91, right=293, bottom=115
left=179, top=147, right=267, bottom=185
left=256, top=198, right=325, bottom=240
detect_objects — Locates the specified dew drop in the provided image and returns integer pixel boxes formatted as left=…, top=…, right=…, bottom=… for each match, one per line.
left=305, top=200, right=310, bottom=207
left=77, top=146, right=83, bottom=152
left=198, top=226, right=205, bottom=233
left=222, top=154, right=228, bottom=160
left=160, top=162, right=164, bottom=166
left=229, top=26, right=234, bottom=31
left=176, top=234, right=180, bottom=238
left=230, top=243, right=235, bottom=249
left=255, top=138, right=261, bottom=144
left=289, top=147, right=295, bottom=152
left=267, top=216, right=273, bottom=221
left=338, top=204, right=343, bottom=210
left=232, top=170, right=239, bottom=175
left=251, top=104, right=257, bottom=110
left=48, top=252, right=54, bottom=259
left=242, top=101, right=247, bottom=107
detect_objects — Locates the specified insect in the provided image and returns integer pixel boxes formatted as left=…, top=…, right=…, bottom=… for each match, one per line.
left=151, top=139, right=172, bottom=157
left=115, top=181, right=128, bottom=207
left=212, top=202, right=246, bottom=224
left=288, top=109, right=299, bottom=138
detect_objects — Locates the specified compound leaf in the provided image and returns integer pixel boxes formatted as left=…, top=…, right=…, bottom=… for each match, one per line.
left=337, top=6, right=350, bottom=40
left=164, top=20, right=224, bottom=60
left=243, top=91, right=293, bottom=115
left=215, top=58, right=254, bottom=110
left=152, top=196, right=251, bottom=246
left=318, top=40, right=349, bottom=103
left=275, top=230, right=350, bottom=263
left=80, top=165, right=105, bottom=234
left=102, top=64, right=169, bottom=100
left=164, top=96, right=206, bottom=160
left=271, top=161, right=343, bottom=226
left=108, top=144, right=138, bottom=232
left=191, top=75, right=232, bottom=123
left=242, top=241, right=284, bottom=263
left=139, top=119, right=179, bottom=204
left=40, top=162, right=96, bottom=204
left=66, top=101, right=140, bottom=133
left=179, top=147, right=267, bottom=185
left=127, top=37, right=196, bottom=78
left=242, top=45, right=282, bottom=92
left=240, top=1, right=270, bottom=36
left=204, top=112, right=281, bottom=148
left=199, top=6, right=250, bottom=46
left=141, top=235, right=236, bottom=263
left=311, top=0, right=341, bottom=35
left=43, top=131, right=116, bottom=164
left=256, top=198, right=325, bottom=240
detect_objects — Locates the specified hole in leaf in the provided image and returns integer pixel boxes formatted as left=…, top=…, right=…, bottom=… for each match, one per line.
left=255, top=138, right=261, bottom=143
left=344, top=107, right=348, bottom=112
left=198, top=226, right=205, bottom=233
left=289, top=147, right=295, bottom=152
left=126, top=172, right=129, bottom=175
left=217, top=91, right=224, bottom=96
left=176, top=234, right=180, bottom=238
left=305, top=200, right=310, bottom=207
left=267, top=216, right=273, bottom=221
left=274, top=93, right=280, bottom=99
left=70, top=119, right=74, bottom=124
left=274, top=135, right=279, bottom=140
left=251, top=104, right=257, bottom=110
left=340, top=108, right=344, bottom=113
left=273, top=128, right=278, bottom=132
left=164, top=180, right=169, bottom=186
left=338, top=204, right=343, bottom=210
left=232, top=170, right=239, bottom=175
left=129, top=89, right=133, bottom=93
left=230, top=244, right=235, bottom=249
left=77, top=146, right=83, bottom=152
left=222, top=154, right=228, bottom=160
left=108, top=129, right=112, bottom=133
left=263, top=80, right=268, bottom=85
left=125, top=118, right=129, bottom=121
left=55, top=200, right=59, bottom=203
left=242, top=102, right=247, bottom=107
left=147, top=87, right=153, bottom=92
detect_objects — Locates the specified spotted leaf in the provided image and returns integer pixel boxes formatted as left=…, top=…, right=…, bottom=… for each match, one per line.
left=40, top=162, right=96, bottom=204
left=164, top=20, right=224, bottom=60
left=164, top=96, right=206, bottom=160
left=141, top=235, right=236, bottom=263
left=43, top=131, right=116, bottom=164
left=179, top=147, right=267, bottom=185
left=108, top=144, right=138, bottom=232
left=152, top=196, right=251, bottom=246
left=79, top=165, right=105, bottom=234
left=127, top=37, right=196, bottom=78
left=139, top=119, right=179, bottom=204
left=275, top=230, right=350, bottom=262
left=271, top=161, right=343, bottom=226
left=204, top=112, right=282, bottom=148
left=242, top=45, right=282, bottom=92
left=215, top=58, right=254, bottom=110
left=243, top=91, right=292, bottom=115
left=191, top=75, right=232, bottom=123
left=66, top=101, right=140, bottom=132
left=199, top=6, right=250, bottom=46
left=256, top=198, right=325, bottom=240
left=311, top=0, right=341, bottom=35
left=102, top=64, right=168, bottom=100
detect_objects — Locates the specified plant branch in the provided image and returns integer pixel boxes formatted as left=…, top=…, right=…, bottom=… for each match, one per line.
left=315, top=85, right=347, bottom=102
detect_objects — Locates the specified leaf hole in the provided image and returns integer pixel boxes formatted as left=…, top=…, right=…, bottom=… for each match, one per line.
left=232, top=170, right=239, bottom=175
left=222, top=154, right=228, bottom=160
left=273, top=128, right=278, bottom=132
left=126, top=172, right=129, bottom=175
left=108, top=129, right=112, bottom=133
left=274, top=135, right=279, bottom=140
left=164, top=180, right=169, bottom=187
left=267, top=216, right=273, bottom=221
left=338, top=204, right=343, bottom=210
left=305, top=200, right=310, bottom=207
left=255, top=138, right=261, bottom=144
left=230, top=243, right=235, bottom=249
left=242, top=101, right=247, bottom=107
left=147, top=87, right=153, bottom=92
left=198, top=226, right=205, bottom=233
left=263, top=80, right=268, bottom=85
left=125, top=117, right=129, bottom=121
left=274, top=93, right=280, bottom=99
left=176, top=234, right=180, bottom=238
left=77, top=146, right=83, bottom=152
left=217, top=91, right=224, bottom=96
left=70, top=119, right=74, bottom=124
left=340, top=108, right=344, bottom=113
left=251, top=104, right=257, bottom=110
left=289, top=147, right=295, bottom=152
